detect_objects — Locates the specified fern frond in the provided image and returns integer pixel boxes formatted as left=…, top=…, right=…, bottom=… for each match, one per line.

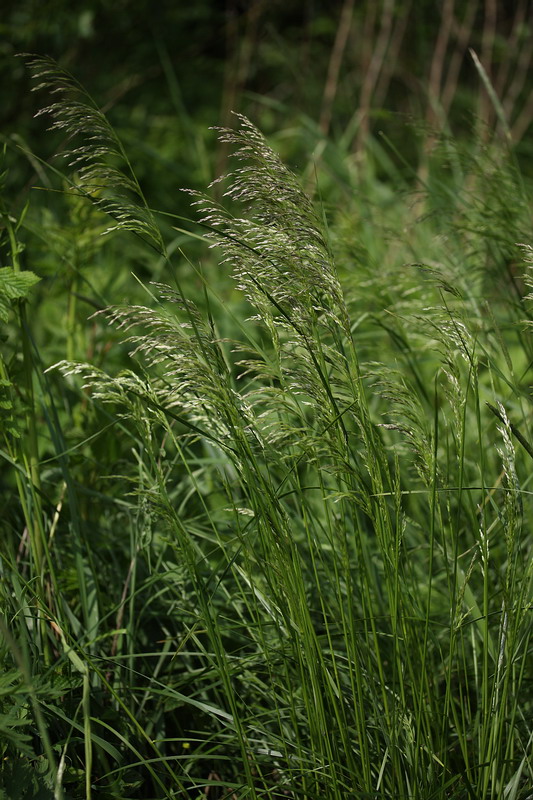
left=0, top=267, right=41, bottom=322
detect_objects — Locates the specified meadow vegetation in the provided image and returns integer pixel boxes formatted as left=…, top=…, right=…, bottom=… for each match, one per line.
left=1, top=7, right=533, bottom=798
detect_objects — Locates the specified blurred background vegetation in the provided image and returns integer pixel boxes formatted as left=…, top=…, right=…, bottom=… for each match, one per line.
left=2, top=0, right=533, bottom=339
left=3, top=0, right=533, bottom=191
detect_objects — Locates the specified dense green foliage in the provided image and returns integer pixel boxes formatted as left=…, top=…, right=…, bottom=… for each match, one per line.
left=1, top=6, right=533, bottom=799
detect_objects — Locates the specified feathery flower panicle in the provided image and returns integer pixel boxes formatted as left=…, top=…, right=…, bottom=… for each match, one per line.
left=27, top=54, right=163, bottom=249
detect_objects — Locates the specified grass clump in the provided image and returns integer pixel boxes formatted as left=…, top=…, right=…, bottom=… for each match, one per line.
left=0, top=59, right=532, bottom=800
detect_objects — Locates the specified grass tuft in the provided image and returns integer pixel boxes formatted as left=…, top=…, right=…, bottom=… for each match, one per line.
left=1, top=60, right=532, bottom=799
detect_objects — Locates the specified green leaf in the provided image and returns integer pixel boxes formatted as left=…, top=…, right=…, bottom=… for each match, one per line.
left=0, top=267, right=40, bottom=323
left=0, top=757, right=55, bottom=800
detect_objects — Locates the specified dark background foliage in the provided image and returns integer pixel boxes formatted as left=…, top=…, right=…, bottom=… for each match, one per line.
left=3, top=0, right=533, bottom=198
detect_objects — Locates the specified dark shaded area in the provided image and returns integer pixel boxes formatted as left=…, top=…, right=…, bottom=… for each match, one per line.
left=3, top=0, right=533, bottom=199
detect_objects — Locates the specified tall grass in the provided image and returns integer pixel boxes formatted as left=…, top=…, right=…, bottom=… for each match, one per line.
left=0, top=58, right=532, bottom=799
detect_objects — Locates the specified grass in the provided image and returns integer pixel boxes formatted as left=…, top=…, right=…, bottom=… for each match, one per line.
left=0, top=57, right=532, bottom=799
